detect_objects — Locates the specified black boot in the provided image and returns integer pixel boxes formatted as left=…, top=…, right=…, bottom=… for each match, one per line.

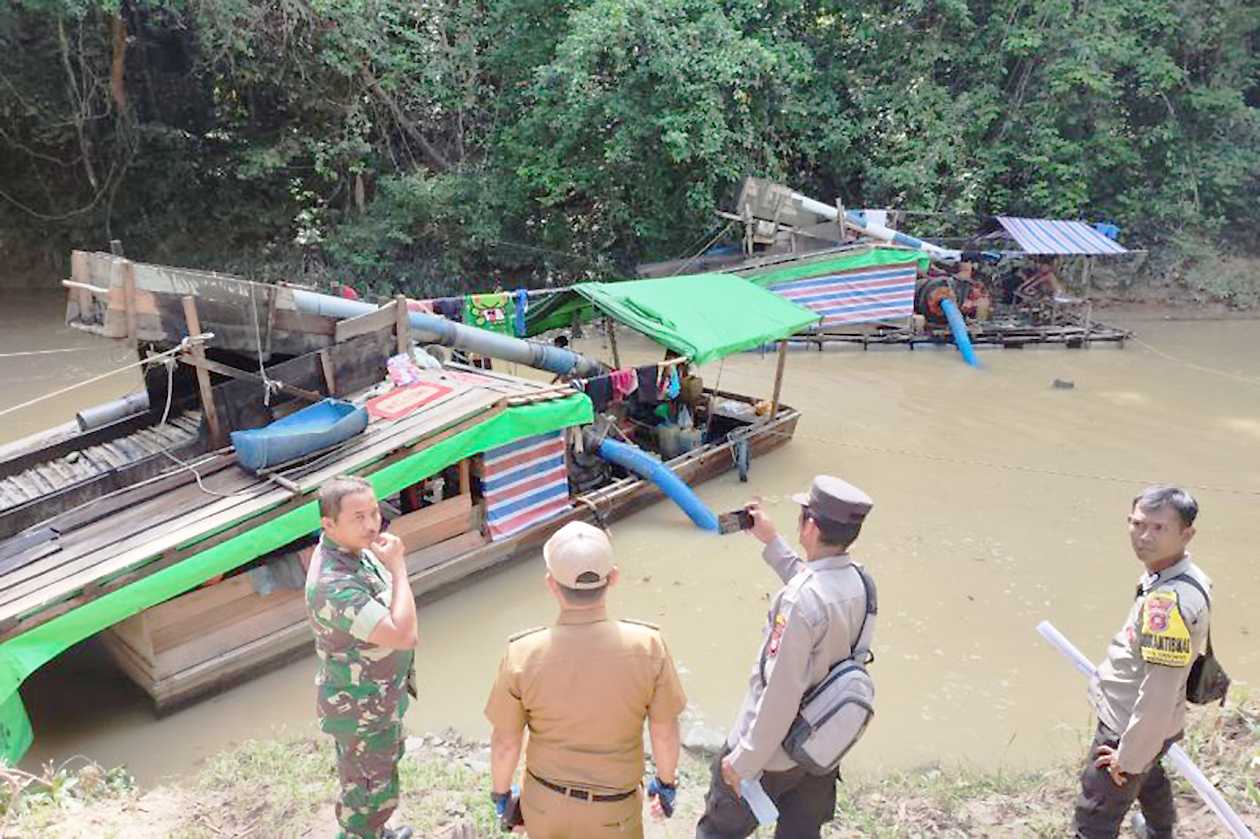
left=382, top=828, right=413, bottom=839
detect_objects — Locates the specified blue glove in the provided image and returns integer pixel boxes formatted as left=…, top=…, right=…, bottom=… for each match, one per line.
left=647, top=775, right=677, bottom=818
left=491, top=791, right=510, bottom=818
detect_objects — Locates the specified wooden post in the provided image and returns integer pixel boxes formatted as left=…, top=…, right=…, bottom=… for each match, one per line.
left=605, top=318, right=621, bottom=368
left=742, top=202, right=754, bottom=256
left=394, top=294, right=410, bottom=357
left=122, top=259, right=137, bottom=345
left=1080, top=257, right=1093, bottom=346
left=263, top=284, right=279, bottom=360
left=182, top=295, right=224, bottom=447
left=318, top=349, right=337, bottom=396
left=69, top=251, right=92, bottom=323
left=458, top=458, right=471, bottom=496
left=768, top=339, right=788, bottom=420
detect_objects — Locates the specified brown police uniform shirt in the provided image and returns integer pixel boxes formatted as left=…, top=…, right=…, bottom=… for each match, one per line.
left=484, top=605, right=688, bottom=792
left=1089, top=555, right=1211, bottom=773
left=727, top=535, right=873, bottom=777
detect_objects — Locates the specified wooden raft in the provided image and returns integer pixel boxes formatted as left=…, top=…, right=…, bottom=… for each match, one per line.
left=100, top=492, right=484, bottom=710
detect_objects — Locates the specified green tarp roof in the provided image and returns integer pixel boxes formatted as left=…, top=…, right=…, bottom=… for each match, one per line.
left=563, top=274, right=819, bottom=366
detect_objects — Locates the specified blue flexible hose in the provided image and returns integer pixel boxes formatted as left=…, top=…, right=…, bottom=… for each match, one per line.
left=940, top=297, right=979, bottom=367
left=595, top=438, right=719, bottom=532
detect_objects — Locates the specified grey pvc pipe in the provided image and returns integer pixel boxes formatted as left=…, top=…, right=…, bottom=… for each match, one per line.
left=789, top=191, right=963, bottom=263
left=291, top=289, right=605, bottom=378
left=76, top=390, right=151, bottom=431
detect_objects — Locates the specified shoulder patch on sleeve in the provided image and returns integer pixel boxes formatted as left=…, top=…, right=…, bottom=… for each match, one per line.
left=618, top=618, right=660, bottom=631
left=1139, top=589, right=1194, bottom=667
left=1168, top=578, right=1210, bottom=625
left=508, top=626, right=546, bottom=643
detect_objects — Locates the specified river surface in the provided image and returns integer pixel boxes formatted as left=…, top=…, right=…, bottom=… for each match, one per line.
left=4, top=292, right=1259, bottom=786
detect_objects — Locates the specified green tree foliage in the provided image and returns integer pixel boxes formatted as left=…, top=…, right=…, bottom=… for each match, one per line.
left=0, top=0, right=1256, bottom=290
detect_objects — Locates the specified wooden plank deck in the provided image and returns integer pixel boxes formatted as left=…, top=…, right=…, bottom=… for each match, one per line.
left=0, top=373, right=546, bottom=633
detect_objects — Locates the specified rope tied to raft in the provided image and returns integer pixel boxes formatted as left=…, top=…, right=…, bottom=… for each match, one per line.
left=156, top=337, right=253, bottom=499
left=0, top=335, right=211, bottom=420
left=248, top=281, right=284, bottom=407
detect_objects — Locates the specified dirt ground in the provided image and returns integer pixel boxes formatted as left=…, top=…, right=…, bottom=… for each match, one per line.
left=6, top=701, right=1256, bottom=838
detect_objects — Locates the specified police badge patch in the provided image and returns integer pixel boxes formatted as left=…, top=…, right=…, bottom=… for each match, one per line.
left=1139, top=590, right=1193, bottom=667
left=767, top=614, right=788, bottom=657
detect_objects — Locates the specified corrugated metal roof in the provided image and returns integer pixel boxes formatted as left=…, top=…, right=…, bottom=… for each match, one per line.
left=996, top=217, right=1128, bottom=256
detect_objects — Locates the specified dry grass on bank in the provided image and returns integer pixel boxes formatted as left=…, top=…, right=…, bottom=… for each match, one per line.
left=4, top=700, right=1257, bottom=838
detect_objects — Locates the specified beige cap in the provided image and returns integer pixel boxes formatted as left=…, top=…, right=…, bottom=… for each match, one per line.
left=791, top=475, right=873, bottom=525
left=543, top=521, right=614, bottom=589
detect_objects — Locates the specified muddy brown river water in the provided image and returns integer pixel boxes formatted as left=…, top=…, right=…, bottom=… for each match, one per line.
left=4, top=292, right=1258, bottom=786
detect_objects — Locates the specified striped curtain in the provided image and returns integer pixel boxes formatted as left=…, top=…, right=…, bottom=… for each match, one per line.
left=481, top=431, right=572, bottom=541
left=770, top=263, right=918, bottom=327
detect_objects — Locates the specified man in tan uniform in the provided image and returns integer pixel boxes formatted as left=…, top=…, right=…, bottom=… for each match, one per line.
left=697, top=475, right=876, bottom=839
left=485, top=521, right=688, bottom=838
left=1074, top=486, right=1212, bottom=838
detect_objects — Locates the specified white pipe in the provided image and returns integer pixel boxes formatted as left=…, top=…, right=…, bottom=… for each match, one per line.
left=1036, top=620, right=1256, bottom=839
left=788, top=191, right=962, bottom=263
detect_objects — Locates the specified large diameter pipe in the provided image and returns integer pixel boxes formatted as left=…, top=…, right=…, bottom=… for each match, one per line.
left=595, top=437, right=720, bottom=532
left=291, top=289, right=605, bottom=378
left=76, top=389, right=151, bottom=431
left=789, top=192, right=962, bottom=263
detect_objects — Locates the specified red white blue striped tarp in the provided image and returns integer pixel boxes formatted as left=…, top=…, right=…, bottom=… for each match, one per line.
left=996, top=217, right=1128, bottom=255
left=481, top=431, right=571, bottom=541
left=769, top=263, right=918, bottom=327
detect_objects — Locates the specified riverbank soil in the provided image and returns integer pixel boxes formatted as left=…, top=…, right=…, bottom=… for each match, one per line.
left=5, top=699, right=1256, bottom=838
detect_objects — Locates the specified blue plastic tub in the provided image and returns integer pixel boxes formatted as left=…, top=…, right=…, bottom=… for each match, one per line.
left=231, top=398, right=369, bottom=473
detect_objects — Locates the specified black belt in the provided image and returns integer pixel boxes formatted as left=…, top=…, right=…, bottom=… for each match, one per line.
left=527, top=770, right=636, bottom=802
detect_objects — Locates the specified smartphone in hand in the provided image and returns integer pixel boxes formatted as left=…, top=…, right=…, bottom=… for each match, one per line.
left=500, top=792, right=523, bottom=832
left=717, top=508, right=754, bottom=535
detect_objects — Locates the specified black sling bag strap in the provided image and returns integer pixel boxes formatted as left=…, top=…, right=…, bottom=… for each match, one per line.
left=1135, top=572, right=1230, bottom=706
left=850, top=564, right=877, bottom=665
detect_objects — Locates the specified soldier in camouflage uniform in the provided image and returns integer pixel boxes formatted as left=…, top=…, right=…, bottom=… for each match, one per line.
left=305, top=475, right=419, bottom=839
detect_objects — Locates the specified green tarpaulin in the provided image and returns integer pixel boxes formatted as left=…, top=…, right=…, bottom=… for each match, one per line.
left=563, top=275, right=819, bottom=366
left=738, top=247, right=930, bottom=287
left=522, top=293, right=595, bottom=337
left=0, top=394, right=592, bottom=765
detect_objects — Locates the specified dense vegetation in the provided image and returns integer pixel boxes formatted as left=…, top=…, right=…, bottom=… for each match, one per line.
left=1, top=0, right=1257, bottom=298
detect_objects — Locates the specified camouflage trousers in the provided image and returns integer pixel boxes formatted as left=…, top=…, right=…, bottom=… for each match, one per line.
left=332, top=722, right=405, bottom=839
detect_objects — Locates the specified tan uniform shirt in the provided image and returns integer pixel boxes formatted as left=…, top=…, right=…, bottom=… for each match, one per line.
left=1089, top=555, right=1211, bottom=773
left=484, top=605, right=688, bottom=792
left=727, top=535, right=873, bottom=778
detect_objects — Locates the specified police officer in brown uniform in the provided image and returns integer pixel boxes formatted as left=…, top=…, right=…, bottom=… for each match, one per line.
left=484, top=521, right=689, bottom=838
left=697, top=475, right=875, bottom=839
left=1073, top=486, right=1213, bottom=838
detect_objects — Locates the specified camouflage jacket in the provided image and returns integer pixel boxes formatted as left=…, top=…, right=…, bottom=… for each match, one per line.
left=305, top=534, right=415, bottom=734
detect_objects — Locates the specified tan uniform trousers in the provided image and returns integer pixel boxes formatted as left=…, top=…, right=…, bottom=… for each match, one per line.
left=520, top=772, right=643, bottom=838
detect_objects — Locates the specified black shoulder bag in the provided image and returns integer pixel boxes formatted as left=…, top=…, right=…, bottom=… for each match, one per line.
left=1153, top=574, right=1231, bottom=706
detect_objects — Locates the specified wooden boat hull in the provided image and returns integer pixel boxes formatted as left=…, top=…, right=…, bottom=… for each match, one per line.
left=100, top=405, right=800, bottom=712
left=0, top=411, right=204, bottom=542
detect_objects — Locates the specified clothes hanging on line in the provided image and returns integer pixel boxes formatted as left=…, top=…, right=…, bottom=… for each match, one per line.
left=609, top=369, right=638, bottom=400
left=635, top=365, right=659, bottom=405
left=583, top=376, right=613, bottom=412
left=433, top=297, right=464, bottom=322
left=514, top=289, right=529, bottom=337
left=664, top=367, right=682, bottom=399
left=464, top=292, right=515, bottom=334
